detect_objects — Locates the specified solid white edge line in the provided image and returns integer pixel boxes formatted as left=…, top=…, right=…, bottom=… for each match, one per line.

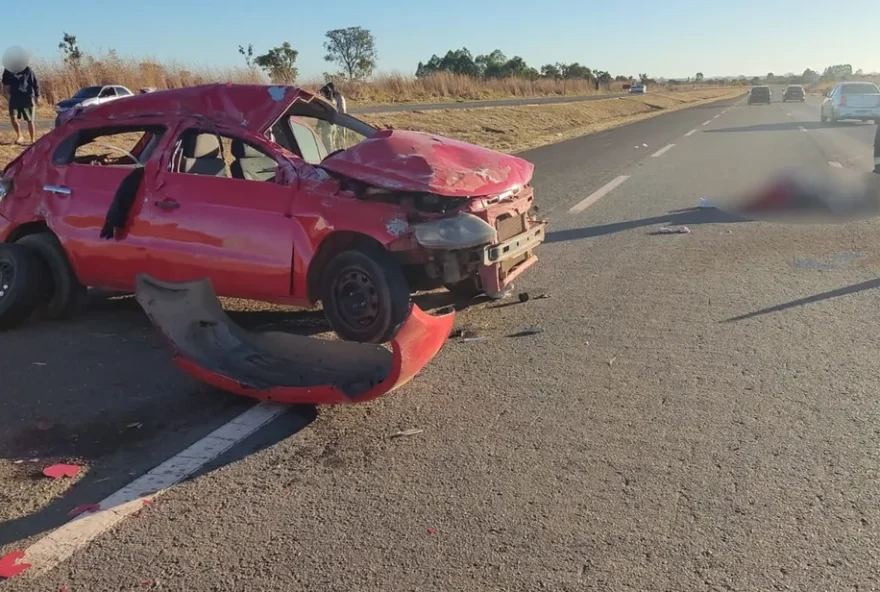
left=569, top=175, right=630, bottom=214
left=712, top=114, right=720, bottom=119
left=650, top=144, right=676, bottom=158
left=828, top=161, right=843, bottom=168
left=702, top=120, right=712, bottom=126
left=20, top=401, right=288, bottom=577
left=798, top=126, right=808, bottom=132
left=684, top=129, right=698, bottom=137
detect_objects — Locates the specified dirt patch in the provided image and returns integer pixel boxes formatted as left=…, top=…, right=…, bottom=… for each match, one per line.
left=360, top=88, right=745, bottom=153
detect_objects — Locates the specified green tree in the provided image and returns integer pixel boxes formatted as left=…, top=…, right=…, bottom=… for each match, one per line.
left=475, top=49, right=508, bottom=77
left=254, top=42, right=299, bottom=84
left=59, top=32, right=83, bottom=68
left=540, top=63, right=562, bottom=79
left=695, top=72, right=704, bottom=82
left=238, top=43, right=255, bottom=69
left=324, top=27, right=378, bottom=80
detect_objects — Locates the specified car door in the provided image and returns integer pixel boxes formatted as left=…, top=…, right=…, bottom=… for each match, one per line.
left=96, top=86, right=116, bottom=105
left=130, top=127, right=300, bottom=300
left=39, top=124, right=170, bottom=290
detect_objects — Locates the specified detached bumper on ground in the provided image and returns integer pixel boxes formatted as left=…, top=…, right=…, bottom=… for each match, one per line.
left=135, top=274, right=454, bottom=405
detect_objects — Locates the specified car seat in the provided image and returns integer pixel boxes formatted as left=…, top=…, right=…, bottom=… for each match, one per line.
left=230, top=139, right=277, bottom=182
left=181, top=133, right=229, bottom=177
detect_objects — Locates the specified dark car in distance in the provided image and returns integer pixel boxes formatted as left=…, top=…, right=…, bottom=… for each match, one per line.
left=783, top=85, right=806, bottom=102
left=748, top=86, right=772, bottom=105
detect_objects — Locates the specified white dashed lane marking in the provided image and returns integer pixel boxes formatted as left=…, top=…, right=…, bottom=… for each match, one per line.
left=18, top=402, right=288, bottom=577
left=569, top=175, right=630, bottom=214
left=684, top=129, right=697, bottom=137
left=702, top=120, right=712, bottom=126
left=651, top=144, right=676, bottom=158
left=829, top=161, right=843, bottom=168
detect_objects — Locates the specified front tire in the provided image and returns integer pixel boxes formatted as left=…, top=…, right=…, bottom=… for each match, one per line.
left=0, top=243, right=49, bottom=329
left=17, top=232, right=88, bottom=320
left=321, top=246, right=411, bottom=344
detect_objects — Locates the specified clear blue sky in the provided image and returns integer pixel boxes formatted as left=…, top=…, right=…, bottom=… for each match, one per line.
left=15, top=0, right=880, bottom=79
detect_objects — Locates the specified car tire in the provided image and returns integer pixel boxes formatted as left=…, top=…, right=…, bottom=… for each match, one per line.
left=321, top=245, right=411, bottom=344
left=0, top=243, right=49, bottom=329
left=445, top=277, right=483, bottom=300
left=16, top=232, right=88, bottom=320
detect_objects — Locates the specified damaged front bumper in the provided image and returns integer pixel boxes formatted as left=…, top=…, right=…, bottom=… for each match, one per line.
left=135, top=274, right=454, bottom=405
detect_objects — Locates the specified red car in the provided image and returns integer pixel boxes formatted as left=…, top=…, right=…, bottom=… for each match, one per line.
left=0, top=83, right=546, bottom=344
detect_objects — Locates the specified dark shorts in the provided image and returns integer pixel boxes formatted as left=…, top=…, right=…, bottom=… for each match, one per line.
left=8, top=102, right=35, bottom=122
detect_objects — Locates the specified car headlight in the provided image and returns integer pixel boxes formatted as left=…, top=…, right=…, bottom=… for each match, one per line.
left=0, top=177, right=11, bottom=203
left=413, top=213, right=497, bottom=250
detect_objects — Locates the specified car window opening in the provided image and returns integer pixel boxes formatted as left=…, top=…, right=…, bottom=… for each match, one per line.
left=170, top=128, right=281, bottom=183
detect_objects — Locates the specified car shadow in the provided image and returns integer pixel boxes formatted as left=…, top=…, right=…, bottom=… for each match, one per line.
left=0, top=290, right=330, bottom=550
left=720, top=277, right=880, bottom=323
left=545, top=207, right=749, bottom=244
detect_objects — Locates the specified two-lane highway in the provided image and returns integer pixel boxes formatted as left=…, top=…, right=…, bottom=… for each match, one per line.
left=4, top=89, right=880, bottom=591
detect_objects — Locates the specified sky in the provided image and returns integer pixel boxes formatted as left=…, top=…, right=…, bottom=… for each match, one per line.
left=12, top=0, right=880, bottom=80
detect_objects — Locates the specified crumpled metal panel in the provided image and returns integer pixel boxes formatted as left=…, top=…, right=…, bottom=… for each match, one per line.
left=321, top=129, right=535, bottom=198
left=62, top=83, right=303, bottom=132
left=134, top=274, right=453, bottom=405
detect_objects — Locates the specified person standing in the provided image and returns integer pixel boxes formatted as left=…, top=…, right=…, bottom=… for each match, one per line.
left=2, top=63, right=40, bottom=145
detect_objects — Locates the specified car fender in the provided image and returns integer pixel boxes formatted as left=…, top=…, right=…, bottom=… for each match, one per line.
left=134, top=274, right=454, bottom=405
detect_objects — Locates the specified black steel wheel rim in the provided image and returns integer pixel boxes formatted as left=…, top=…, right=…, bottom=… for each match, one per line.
left=333, top=266, right=380, bottom=331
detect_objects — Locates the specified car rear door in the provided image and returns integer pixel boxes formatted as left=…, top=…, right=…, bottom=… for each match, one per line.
left=130, top=127, right=300, bottom=300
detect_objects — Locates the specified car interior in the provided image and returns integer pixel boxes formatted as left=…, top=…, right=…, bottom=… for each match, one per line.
left=171, top=130, right=279, bottom=182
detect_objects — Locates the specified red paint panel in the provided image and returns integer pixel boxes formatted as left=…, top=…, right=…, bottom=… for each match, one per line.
left=321, top=129, right=534, bottom=197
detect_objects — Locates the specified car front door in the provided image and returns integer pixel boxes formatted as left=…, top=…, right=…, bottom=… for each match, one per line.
left=130, top=127, right=300, bottom=300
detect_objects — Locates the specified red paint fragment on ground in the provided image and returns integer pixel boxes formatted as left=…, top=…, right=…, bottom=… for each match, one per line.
left=42, top=464, right=81, bottom=479
left=427, top=528, right=438, bottom=535
left=68, top=503, right=101, bottom=518
left=142, top=499, right=153, bottom=506
left=36, top=421, right=54, bottom=431
left=60, top=587, right=69, bottom=592
left=140, top=579, right=153, bottom=586
left=0, top=551, right=31, bottom=579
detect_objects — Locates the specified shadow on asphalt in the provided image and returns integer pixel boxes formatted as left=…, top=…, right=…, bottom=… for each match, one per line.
left=0, top=292, right=337, bottom=549
left=545, top=207, right=749, bottom=243
left=704, top=121, right=873, bottom=134
left=0, top=286, right=485, bottom=549
left=721, top=277, right=880, bottom=323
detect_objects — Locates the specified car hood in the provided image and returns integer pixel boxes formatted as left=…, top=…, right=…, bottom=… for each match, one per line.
left=320, top=129, right=534, bottom=198
left=56, top=98, right=83, bottom=109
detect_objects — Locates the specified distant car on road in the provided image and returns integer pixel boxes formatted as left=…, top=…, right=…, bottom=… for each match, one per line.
left=54, top=85, right=136, bottom=128
left=748, top=86, right=772, bottom=105
left=821, top=82, right=880, bottom=124
left=782, top=85, right=806, bottom=102
left=629, top=83, right=647, bottom=94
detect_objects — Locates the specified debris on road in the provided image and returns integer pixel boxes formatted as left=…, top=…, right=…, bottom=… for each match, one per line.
left=698, top=198, right=715, bottom=208
left=461, top=336, right=487, bottom=344
left=656, top=226, right=691, bottom=234
left=0, top=551, right=31, bottom=580
left=42, top=464, right=81, bottom=479
left=518, top=292, right=530, bottom=303
left=427, top=528, right=438, bottom=535
left=534, top=293, right=552, bottom=300
left=509, top=326, right=544, bottom=337
left=391, top=428, right=424, bottom=438
left=36, top=421, right=54, bottom=431
left=68, top=503, right=101, bottom=518
left=32, top=362, right=47, bottom=366
left=126, top=422, right=144, bottom=430
left=608, top=356, right=617, bottom=367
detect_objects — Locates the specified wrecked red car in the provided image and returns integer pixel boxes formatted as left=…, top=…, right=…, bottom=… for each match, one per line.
left=0, top=83, right=546, bottom=343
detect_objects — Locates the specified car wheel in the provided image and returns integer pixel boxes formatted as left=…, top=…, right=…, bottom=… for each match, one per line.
left=16, top=232, right=88, bottom=320
left=445, top=277, right=483, bottom=301
left=321, top=245, right=411, bottom=344
left=0, top=243, right=49, bottom=329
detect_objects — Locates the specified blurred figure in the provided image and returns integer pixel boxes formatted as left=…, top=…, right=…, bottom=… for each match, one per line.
left=2, top=45, right=40, bottom=144
left=319, top=82, right=347, bottom=114
left=874, top=122, right=879, bottom=174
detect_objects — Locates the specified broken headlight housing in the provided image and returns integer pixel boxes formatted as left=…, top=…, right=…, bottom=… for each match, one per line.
left=413, top=213, right=497, bottom=250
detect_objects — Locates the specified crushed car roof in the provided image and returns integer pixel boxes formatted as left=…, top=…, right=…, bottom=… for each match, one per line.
left=63, top=83, right=317, bottom=133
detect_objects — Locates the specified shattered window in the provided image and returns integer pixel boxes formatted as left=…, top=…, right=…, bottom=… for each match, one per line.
left=68, top=128, right=165, bottom=167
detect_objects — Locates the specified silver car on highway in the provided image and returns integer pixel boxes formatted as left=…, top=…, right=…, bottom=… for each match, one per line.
left=820, top=81, right=880, bottom=124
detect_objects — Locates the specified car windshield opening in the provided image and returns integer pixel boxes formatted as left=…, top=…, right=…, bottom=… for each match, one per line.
left=278, top=98, right=375, bottom=166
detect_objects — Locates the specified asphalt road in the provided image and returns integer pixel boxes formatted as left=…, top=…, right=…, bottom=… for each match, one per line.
left=0, top=90, right=634, bottom=131
left=4, top=88, right=880, bottom=591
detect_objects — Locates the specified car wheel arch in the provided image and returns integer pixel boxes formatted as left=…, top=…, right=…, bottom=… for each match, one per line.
left=306, top=231, right=388, bottom=303
left=6, top=220, right=51, bottom=244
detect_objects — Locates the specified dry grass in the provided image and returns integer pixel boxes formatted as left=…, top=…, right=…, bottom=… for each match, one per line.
left=0, top=88, right=743, bottom=171
left=0, top=52, right=730, bottom=113
left=360, top=88, right=746, bottom=153
left=811, top=76, right=880, bottom=94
